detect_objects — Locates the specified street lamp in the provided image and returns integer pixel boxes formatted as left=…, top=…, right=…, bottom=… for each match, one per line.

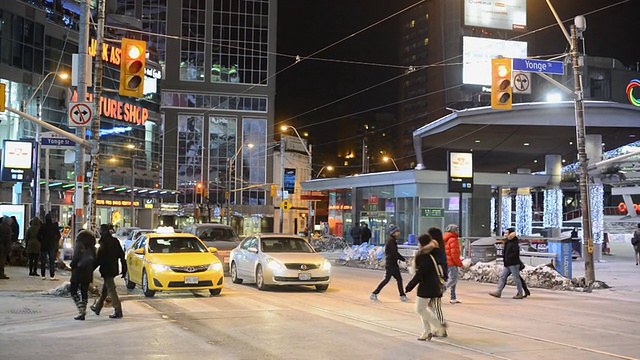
left=281, top=125, right=312, bottom=241
left=26, top=71, right=69, bottom=218
left=383, top=156, right=399, bottom=171
left=227, top=143, right=254, bottom=225
left=316, top=165, right=334, bottom=178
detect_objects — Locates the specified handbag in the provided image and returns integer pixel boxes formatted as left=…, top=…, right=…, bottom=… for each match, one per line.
left=429, top=254, right=447, bottom=287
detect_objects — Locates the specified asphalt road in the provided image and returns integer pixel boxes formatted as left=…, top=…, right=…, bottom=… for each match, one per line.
left=1, top=264, right=639, bottom=360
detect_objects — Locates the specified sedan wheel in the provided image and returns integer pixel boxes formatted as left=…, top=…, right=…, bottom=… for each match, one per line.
left=231, top=262, right=243, bottom=284
left=256, top=265, right=266, bottom=291
left=209, top=288, right=222, bottom=296
left=142, top=270, right=156, bottom=298
left=124, top=272, right=136, bottom=290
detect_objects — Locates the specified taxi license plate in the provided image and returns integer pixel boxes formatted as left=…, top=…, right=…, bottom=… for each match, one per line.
left=298, top=273, right=311, bottom=281
left=184, top=276, right=199, bottom=284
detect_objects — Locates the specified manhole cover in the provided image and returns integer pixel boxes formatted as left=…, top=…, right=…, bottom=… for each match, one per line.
left=8, top=308, right=41, bottom=315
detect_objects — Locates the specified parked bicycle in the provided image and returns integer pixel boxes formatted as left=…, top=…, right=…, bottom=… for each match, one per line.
left=311, top=235, right=348, bottom=252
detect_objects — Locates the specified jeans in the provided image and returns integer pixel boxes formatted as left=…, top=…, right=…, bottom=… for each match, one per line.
left=416, top=296, right=445, bottom=335
left=372, top=266, right=405, bottom=296
left=94, top=277, right=122, bottom=313
left=495, top=264, right=523, bottom=295
left=447, top=266, right=459, bottom=300
left=40, top=249, right=56, bottom=278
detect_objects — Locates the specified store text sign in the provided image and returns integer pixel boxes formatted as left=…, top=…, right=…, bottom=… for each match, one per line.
left=96, top=199, right=140, bottom=207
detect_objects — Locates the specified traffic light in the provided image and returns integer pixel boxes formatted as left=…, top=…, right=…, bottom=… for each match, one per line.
left=491, top=58, right=512, bottom=110
left=195, top=182, right=204, bottom=195
left=0, top=83, right=5, bottom=112
left=119, top=38, right=146, bottom=98
left=270, top=184, right=278, bottom=197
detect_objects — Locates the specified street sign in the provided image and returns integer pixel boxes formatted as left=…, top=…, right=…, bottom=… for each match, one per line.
left=280, top=199, right=292, bottom=212
left=512, top=58, right=564, bottom=75
left=68, top=101, right=94, bottom=127
left=40, top=132, right=76, bottom=149
left=421, top=208, right=445, bottom=218
left=512, top=71, right=531, bottom=94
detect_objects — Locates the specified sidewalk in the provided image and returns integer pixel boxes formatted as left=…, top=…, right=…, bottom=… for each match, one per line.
left=0, top=264, right=104, bottom=294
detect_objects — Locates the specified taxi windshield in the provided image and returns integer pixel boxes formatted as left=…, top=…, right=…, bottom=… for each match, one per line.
left=148, top=237, right=208, bottom=253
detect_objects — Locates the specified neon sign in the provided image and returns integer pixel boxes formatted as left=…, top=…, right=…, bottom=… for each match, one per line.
left=626, top=79, right=640, bottom=107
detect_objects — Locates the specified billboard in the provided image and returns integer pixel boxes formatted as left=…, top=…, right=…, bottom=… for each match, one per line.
left=448, top=151, right=474, bottom=193
left=284, top=168, right=296, bottom=194
left=462, top=36, right=527, bottom=85
left=464, top=0, right=527, bottom=31
left=1, top=140, right=35, bottom=182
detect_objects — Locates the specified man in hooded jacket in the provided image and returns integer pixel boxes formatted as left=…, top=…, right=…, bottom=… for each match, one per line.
left=489, top=228, right=525, bottom=299
left=91, top=224, right=127, bottom=319
left=370, top=225, right=408, bottom=302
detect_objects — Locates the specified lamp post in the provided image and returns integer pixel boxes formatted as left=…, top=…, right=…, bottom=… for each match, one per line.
left=227, top=143, right=254, bottom=225
left=383, top=156, right=399, bottom=171
left=316, top=165, right=334, bottom=178
left=25, top=71, right=69, bottom=218
left=281, top=125, right=312, bottom=241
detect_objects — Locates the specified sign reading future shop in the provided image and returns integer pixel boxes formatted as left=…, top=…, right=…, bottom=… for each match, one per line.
left=448, top=151, right=474, bottom=193
left=1, top=140, right=35, bottom=182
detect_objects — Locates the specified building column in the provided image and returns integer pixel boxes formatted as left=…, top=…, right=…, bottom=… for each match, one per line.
left=586, top=134, right=604, bottom=260
left=501, top=189, right=512, bottom=231
left=515, top=168, right=532, bottom=236
left=544, top=154, right=563, bottom=238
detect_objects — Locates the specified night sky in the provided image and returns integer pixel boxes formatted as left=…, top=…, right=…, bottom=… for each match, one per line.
left=275, top=0, right=640, bottom=153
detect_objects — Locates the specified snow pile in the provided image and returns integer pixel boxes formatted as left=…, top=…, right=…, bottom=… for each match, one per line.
left=40, top=281, right=101, bottom=298
left=337, top=243, right=409, bottom=271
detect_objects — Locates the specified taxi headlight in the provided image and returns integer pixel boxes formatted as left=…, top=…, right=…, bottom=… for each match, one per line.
left=151, top=263, right=171, bottom=272
left=208, top=262, right=223, bottom=271
left=321, top=259, right=332, bottom=271
left=267, top=258, right=285, bottom=271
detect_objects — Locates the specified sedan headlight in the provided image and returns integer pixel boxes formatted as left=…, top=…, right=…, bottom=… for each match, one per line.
left=208, top=262, right=223, bottom=271
left=267, top=258, right=285, bottom=271
left=321, top=259, right=332, bottom=271
left=151, top=263, right=171, bottom=272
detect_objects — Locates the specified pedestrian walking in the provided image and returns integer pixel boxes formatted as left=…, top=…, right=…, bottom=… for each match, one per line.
left=37, top=213, right=61, bottom=280
left=443, top=224, right=463, bottom=304
left=0, top=216, right=13, bottom=279
left=405, top=233, right=448, bottom=341
left=489, top=228, right=525, bottom=299
left=370, top=225, right=409, bottom=302
left=518, top=260, right=531, bottom=297
left=69, top=230, right=96, bottom=320
left=631, top=223, right=640, bottom=266
left=91, top=224, right=127, bottom=319
left=425, top=227, right=448, bottom=334
left=350, top=223, right=362, bottom=246
left=361, top=223, right=372, bottom=244
left=25, top=217, right=42, bottom=276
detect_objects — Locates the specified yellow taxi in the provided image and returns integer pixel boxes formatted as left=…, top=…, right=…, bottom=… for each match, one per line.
left=124, top=227, right=224, bottom=297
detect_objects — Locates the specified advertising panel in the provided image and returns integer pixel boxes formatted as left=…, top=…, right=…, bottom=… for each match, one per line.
left=464, top=0, right=527, bottom=31
left=284, top=168, right=296, bottom=194
left=0, top=204, right=26, bottom=240
left=448, top=151, right=474, bottom=193
left=463, top=36, right=527, bottom=85
left=1, top=140, right=35, bottom=182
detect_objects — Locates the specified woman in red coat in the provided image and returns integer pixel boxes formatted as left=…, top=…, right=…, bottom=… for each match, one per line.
left=443, top=224, right=463, bottom=304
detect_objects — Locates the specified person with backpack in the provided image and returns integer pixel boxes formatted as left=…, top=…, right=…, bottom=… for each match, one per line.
left=632, top=223, right=640, bottom=266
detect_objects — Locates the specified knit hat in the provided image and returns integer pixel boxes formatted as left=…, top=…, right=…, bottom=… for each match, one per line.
left=388, top=224, right=400, bottom=235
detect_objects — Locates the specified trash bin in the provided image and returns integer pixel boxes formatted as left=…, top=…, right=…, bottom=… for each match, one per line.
left=470, top=237, right=498, bottom=263
left=548, top=237, right=572, bottom=278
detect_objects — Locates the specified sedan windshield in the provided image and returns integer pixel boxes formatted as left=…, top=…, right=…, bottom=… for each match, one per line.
left=198, top=228, right=238, bottom=242
left=149, top=237, right=208, bottom=253
left=261, top=238, right=314, bottom=253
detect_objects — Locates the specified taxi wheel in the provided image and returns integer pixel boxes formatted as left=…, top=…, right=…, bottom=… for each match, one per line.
left=231, top=262, right=243, bottom=284
left=124, top=272, right=136, bottom=290
left=315, top=284, right=329, bottom=292
left=142, top=270, right=156, bottom=298
left=256, top=265, right=266, bottom=291
left=209, top=288, right=222, bottom=296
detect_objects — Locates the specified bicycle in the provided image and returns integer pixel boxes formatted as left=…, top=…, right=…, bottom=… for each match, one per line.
left=311, top=235, right=347, bottom=252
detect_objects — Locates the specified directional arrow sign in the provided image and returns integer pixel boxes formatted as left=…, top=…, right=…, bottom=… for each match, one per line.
left=68, top=101, right=94, bottom=127
left=512, top=58, right=564, bottom=75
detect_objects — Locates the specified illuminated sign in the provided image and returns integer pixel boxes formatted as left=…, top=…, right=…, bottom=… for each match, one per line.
left=71, top=91, right=148, bottom=125
left=464, top=0, right=527, bottom=31
left=626, top=79, right=640, bottom=106
left=99, top=126, right=133, bottom=137
left=463, top=36, right=527, bottom=85
left=1, top=140, right=35, bottom=182
left=448, top=151, right=474, bottom=193
left=96, top=199, right=140, bottom=207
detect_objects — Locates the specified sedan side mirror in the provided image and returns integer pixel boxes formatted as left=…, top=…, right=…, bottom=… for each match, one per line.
left=209, top=247, right=218, bottom=253
left=248, top=247, right=258, bottom=254
left=134, top=248, right=144, bottom=255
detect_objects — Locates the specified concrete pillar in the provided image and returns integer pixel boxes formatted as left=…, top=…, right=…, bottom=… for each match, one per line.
left=544, top=155, right=563, bottom=237
left=585, top=134, right=604, bottom=259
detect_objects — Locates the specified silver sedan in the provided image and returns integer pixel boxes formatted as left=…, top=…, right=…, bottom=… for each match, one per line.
left=229, top=234, right=331, bottom=292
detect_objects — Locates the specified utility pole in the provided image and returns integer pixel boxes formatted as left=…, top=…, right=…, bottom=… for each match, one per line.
left=88, top=0, right=106, bottom=231
left=279, top=137, right=285, bottom=233
left=74, top=0, right=90, bottom=237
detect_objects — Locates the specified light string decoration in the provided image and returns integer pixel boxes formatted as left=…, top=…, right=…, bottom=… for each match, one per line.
left=491, top=196, right=496, bottom=235
left=543, top=188, right=563, bottom=229
left=501, top=192, right=512, bottom=231
left=589, top=183, right=604, bottom=244
left=516, top=192, right=532, bottom=236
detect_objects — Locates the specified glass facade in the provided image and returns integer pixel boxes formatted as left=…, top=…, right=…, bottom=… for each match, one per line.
left=180, top=0, right=206, bottom=81
left=240, top=117, right=266, bottom=205
left=161, top=91, right=267, bottom=112
left=211, top=0, right=270, bottom=85
left=208, top=116, right=237, bottom=205
left=177, top=114, right=204, bottom=188
left=142, top=0, right=167, bottom=67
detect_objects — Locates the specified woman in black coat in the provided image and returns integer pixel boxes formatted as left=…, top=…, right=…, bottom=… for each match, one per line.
left=405, top=233, right=448, bottom=341
left=69, top=230, right=96, bottom=320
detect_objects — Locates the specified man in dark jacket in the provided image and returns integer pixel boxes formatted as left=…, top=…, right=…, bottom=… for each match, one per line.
left=360, top=223, right=372, bottom=244
left=10, top=216, right=19, bottom=244
left=91, top=224, right=127, bottom=319
left=0, top=216, right=13, bottom=279
left=370, top=225, right=409, bottom=302
left=37, top=214, right=61, bottom=280
left=489, top=228, right=524, bottom=299
left=405, top=233, right=447, bottom=341
left=350, top=224, right=362, bottom=246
